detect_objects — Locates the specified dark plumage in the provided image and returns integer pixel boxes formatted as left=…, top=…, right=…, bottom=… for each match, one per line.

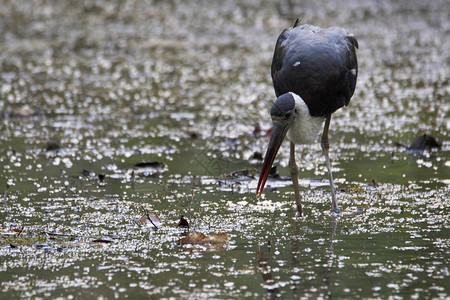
left=271, top=22, right=358, bottom=117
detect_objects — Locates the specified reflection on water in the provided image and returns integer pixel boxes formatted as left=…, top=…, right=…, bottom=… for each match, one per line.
left=0, top=0, right=449, bottom=298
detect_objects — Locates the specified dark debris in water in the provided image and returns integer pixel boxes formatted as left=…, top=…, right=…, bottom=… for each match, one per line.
left=177, top=215, right=190, bottom=229
left=395, top=133, right=442, bottom=151
left=81, top=169, right=95, bottom=177
left=226, top=169, right=255, bottom=179
left=134, top=162, right=165, bottom=169
left=188, top=131, right=202, bottom=139
left=46, top=140, right=61, bottom=152
left=268, top=165, right=281, bottom=179
left=91, top=239, right=113, bottom=244
left=249, top=151, right=263, bottom=161
left=408, top=134, right=441, bottom=150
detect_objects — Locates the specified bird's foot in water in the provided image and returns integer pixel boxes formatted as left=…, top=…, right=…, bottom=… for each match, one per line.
left=331, top=207, right=341, bottom=215
left=295, top=204, right=303, bottom=217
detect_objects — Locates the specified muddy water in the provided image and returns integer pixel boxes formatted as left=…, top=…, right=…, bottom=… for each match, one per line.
left=0, top=0, right=449, bottom=298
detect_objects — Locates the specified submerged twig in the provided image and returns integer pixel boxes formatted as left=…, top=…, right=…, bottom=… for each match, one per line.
left=130, top=170, right=135, bottom=190
left=16, top=226, right=24, bottom=237
left=189, top=188, right=194, bottom=222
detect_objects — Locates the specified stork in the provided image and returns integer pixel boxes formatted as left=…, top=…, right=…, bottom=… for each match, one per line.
left=256, top=20, right=358, bottom=216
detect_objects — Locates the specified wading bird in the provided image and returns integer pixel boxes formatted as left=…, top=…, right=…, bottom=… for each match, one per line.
left=256, top=20, right=358, bottom=216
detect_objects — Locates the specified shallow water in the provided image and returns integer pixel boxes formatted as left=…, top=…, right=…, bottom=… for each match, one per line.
left=0, top=0, right=449, bottom=298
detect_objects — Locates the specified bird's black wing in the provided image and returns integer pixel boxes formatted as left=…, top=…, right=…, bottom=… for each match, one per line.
left=271, top=24, right=358, bottom=117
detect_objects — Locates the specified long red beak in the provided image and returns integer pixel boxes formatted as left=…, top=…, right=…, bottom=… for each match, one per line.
left=256, top=123, right=289, bottom=197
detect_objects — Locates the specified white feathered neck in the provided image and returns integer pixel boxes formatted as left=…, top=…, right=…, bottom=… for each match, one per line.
left=287, top=92, right=325, bottom=145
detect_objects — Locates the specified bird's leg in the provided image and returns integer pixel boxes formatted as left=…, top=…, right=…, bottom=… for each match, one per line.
left=321, top=114, right=340, bottom=213
left=289, top=142, right=302, bottom=216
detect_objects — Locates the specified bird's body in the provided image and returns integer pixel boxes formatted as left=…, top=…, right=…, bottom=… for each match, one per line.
left=256, top=20, right=358, bottom=216
left=272, top=23, right=358, bottom=118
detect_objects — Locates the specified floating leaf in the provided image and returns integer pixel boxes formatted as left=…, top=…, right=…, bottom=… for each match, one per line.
left=138, top=213, right=162, bottom=228
left=205, top=233, right=229, bottom=243
left=177, top=232, right=229, bottom=244
left=148, top=213, right=162, bottom=227
left=137, top=214, right=151, bottom=226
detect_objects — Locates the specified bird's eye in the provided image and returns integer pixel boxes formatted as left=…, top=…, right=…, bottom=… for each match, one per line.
left=294, top=108, right=298, bottom=114
left=285, top=112, right=292, bottom=119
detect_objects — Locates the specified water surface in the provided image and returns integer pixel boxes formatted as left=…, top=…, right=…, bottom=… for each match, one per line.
left=0, top=0, right=449, bottom=298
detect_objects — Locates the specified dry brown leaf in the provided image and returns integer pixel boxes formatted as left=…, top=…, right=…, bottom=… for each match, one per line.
left=206, top=233, right=229, bottom=243
left=177, top=232, right=230, bottom=244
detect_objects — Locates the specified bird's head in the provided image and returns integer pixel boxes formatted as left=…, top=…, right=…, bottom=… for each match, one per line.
left=256, top=93, right=299, bottom=197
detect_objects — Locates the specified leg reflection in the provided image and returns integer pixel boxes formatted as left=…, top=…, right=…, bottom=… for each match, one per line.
left=256, top=250, right=281, bottom=299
